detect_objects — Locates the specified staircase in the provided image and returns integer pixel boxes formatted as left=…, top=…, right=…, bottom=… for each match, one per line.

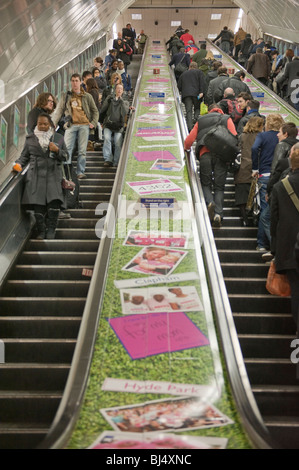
left=0, top=150, right=116, bottom=449
left=216, top=174, right=299, bottom=449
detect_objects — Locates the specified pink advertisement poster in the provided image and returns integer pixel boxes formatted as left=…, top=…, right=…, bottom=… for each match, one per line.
left=107, top=312, right=210, bottom=360
left=133, top=150, right=176, bottom=162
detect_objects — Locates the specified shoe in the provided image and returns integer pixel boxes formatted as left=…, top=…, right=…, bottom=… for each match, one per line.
left=256, top=246, right=267, bottom=252
left=104, top=161, right=112, bottom=167
left=207, top=202, right=215, bottom=223
left=262, top=251, right=274, bottom=262
left=87, top=141, right=94, bottom=151
left=77, top=173, right=87, bottom=179
left=46, top=208, right=60, bottom=240
left=58, top=211, right=71, bottom=219
left=212, top=214, right=222, bottom=228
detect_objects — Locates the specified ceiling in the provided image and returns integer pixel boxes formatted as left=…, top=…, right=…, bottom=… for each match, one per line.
left=0, top=0, right=298, bottom=110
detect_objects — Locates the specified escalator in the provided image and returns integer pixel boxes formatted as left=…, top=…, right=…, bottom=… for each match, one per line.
left=0, top=56, right=141, bottom=450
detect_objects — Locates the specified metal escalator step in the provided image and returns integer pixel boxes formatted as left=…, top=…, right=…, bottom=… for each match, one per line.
left=11, top=265, right=94, bottom=281
left=222, top=263, right=269, bottom=277
left=0, top=364, right=70, bottom=391
left=2, top=280, right=90, bottom=297
left=25, top=240, right=99, bottom=252
left=229, top=294, right=291, bottom=313
left=233, top=313, right=295, bottom=335
left=238, top=334, right=295, bottom=359
left=0, top=317, right=81, bottom=338
left=214, top=227, right=257, bottom=238
left=0, top=297, right=85, bottom=316
left=0, top=428, right=49, bottom=450
left=19, top=252, right=97, bottom=265
left=3, top=339, right=76, bottom=363
left=54, top=228, right=99, bottom=240
left=218, top=250, right=269, bottom=263
left=224, top=278, right=268, bottom=295
left=0, top=392, right=62, bottom=424
left=57, top=218, right=100, bottom=229
left=244, top=358, right=297, bottom=386
left=215, top=238, right=257, bottom=250
left=252, top=385, right=299, bottom=417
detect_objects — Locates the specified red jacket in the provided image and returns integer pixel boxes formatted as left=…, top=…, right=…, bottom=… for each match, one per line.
left=184, top=108, right=237, bottom=157
left=180, top=32, right=196, bottom=46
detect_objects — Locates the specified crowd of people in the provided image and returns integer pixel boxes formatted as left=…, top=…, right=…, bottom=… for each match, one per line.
left=13, top=23, right=145, bottom=240
left=170, top=25, right=299, bottom=332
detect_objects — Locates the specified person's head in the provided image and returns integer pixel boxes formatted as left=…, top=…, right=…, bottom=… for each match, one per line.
left=36, top=112, right=54, bottom=132
left=212, top=61, right=222, bottom=71
left=224, top=87, right=235, bottom=98
left=109, top=49, right=117, bottom=57
left=118, top=60, right=125, bottom=71
left=223, top=26, right=228, bottom=31
left=247, top=99, right=260, bottom=112
left=110, top=72, right=122, bottom=87
left=111, top=59, right=119, bottom=70
left=34, top=92, right=57, bottom=113
left=70, top=73, right=82, bottom=93
left=271, top=50, right=279, bottom=58
left=208, top=104, right=222, bottom=112
left=285, top=49, right=294, bottom=59
left=217, top=66, right=228, bottom=76
left=277, top=122, right=298, bottom=142
left=243, top=116, right=265, bottom=134
left=235, top=71, right=246, bottom=81
left=86, top=78, right=99, bottom=92
left=290, top=147, right=299, bottom=170
left=185, top=29, right=190, bottom=33
left=82, top=70, right=92, bottom=83
left=94, top=56, right=103, bottom=67
left=189, top=62, right=198, bottom=70
left=256, top=48, right=263, bottom=54
left=200, top=43, right=207, bottom=50
left=237, top=92, right=251, bottom=109
left=257, top=38, right=264, bottom=44
left=115, top=83, right=124, bottom=98
left=92, top=67, right=101, bottom=77
left=265, top=113, right=285, bottom=132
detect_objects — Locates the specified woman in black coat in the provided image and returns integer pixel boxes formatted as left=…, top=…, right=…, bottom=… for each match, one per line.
left=27, top=92, right=57, bottom=134
left=14, top=113, right=68, bottom=240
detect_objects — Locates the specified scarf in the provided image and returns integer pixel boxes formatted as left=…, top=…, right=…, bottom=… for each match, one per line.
left=34, top=127, right=54, bottom=151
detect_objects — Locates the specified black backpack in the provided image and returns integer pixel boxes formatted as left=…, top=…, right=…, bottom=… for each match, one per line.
left=105, top=98, right=125, bottom=131
left=203, top=115, right=239, bottom=163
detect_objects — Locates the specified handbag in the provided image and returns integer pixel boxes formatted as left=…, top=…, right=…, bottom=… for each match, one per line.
left=266, top=260, right=291, bottom=297
left=174, top=54, right=188, bottom=74
left=61, top=164, right=76, bottom=192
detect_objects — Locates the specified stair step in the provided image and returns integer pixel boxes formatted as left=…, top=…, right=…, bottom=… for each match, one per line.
left=233, top=313, right=295, bottom=335
left=0, top=317, right=81, bottom=338
left=239, top=334, right=295, bottom=359
left=11, top=265, right=94, bottom=281
left=0, top=298, right=85, bottom=316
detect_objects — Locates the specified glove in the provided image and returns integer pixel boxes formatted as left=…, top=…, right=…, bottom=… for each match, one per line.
left=13, top=163, right=22, bottom=173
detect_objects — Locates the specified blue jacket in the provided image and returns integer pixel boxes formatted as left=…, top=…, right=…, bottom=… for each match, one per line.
left=252, top=130, right=279, bottom=174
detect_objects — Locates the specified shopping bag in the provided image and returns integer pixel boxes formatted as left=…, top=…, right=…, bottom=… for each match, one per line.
left=266, top=260, right=291, bottom=297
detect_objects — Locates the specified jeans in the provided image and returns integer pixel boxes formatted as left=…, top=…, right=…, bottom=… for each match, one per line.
left=183, top=96, right=201, bottom=132
left=220, top=41, right=230, bottom=54
left=64, top=125, right=90, bottom=176
left=200, top=152, right=227, bottom=219
left=257, top=175, right=271, bottom=248
left=103, top=128, right=123, bottom=165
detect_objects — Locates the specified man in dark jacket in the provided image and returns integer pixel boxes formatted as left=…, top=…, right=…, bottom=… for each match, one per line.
left=237, top=99, right=264, bottom=134
left=213, top=26, right=234, bottom=54
left=247, top=48, right=271, bottom=85
left=184, top=105, right=237, bottom=228
left=178, top=62, right=205, bottom=131
left=169, top=47, right=191, bottom=81
left=214, top=71, right=252, bottom=103
left=276, top=56, right=299, bottom=110
left=270, top=146, right=299, bottom=325
left=206, top=66, right=229, bottom=106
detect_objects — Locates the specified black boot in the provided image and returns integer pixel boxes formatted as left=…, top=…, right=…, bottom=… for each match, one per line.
left=34, top=212, right=46, bottom=239
left=46, top=209, right=60, bottom=239
left=240, top=205, right=250, bottom=227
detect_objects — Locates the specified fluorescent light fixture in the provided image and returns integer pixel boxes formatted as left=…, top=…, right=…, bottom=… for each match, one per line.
left=208, top=34, right=217, bottom=39
left=113, top=22, right=117, bottom=39
left=171, top=21, right=181, bottom=27
left=211, top=14, right=222, bottom=20
left=234, top=9, right=244, bottom=33
left=132, top=14, right=142, bottom=20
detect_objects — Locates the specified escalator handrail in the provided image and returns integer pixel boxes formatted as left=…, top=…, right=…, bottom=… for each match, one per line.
left=37, top=41, right=149, bottom=450
left=168, top=57, right=275, bottom=449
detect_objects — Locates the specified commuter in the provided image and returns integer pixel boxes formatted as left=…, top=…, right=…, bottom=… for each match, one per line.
left=270, top=147, right=299, bottom=326
left=136, top=30, right=148, bottom=54
left=106, top=59, right=120, bottom=84
left=276, top=56, right=299, bottom=111
left=92, top=67, right=107, bottom=93
left=199, top=59, right=210, bottom=76
left=81, top=71, right=92, bottom=91
left=167, top=35, right=185, bottom=57
left=247, top=48, right=271, bottom=85
left=86, top=78, right=101, bottom=149
left=269, top=50, right=283, bottom=92
left=235, top=116, right=265, bottom=226
left=233, top=27, right=247, bottom=61
left=274, top=49, right=294, bottom=99
left=175, top=25, right=185, bottom=39
left=180, top=29, right=196, bottom=46
left=213, top=26, right=234, bottom=54
left=192, top=43, right=208, bottom=68
left=263, top=42, right=277, bottom=60
left=184, top=104, right=237, bottom=228
left=93, top=56, right=104, bottom=71
left=101, top=72, right=123, bottom=104
left=13, top=113, right=68, bottom=240
left=168, top=47, right=191, bottom=82
left=27, top=92, right=57, bottom=134
left=99, top=83, right=129, bottom=168
left=104, top=49, right=118, bottom=71
left=113, top=32, right=123, bottom=50
left=115, top=39, right=132, bottom=72
left=217, top=88, right=244, bottom=125
left=118, top=60, right=132, bottom=97
left=205, top=61, right=223, bottom=88
left=122, top=23, right=136, bottom=52
left=214, top=71, right=252, bottom=103
left=252, top=114, right=285, bottom=251
left=237, top=98, right=264, bottom=135
left=249, top=38, right=265, bottom=57
left=53, top=73, right=99, bottom=179
left=185, top=40, right=199, bottom=57
left=177, top=62, right=205, bottom=132
left=206, top=66, right=229, bottom=106
left=238, top=33, right=253, bottom=66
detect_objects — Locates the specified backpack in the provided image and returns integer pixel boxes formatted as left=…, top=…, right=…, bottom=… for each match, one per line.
left=203, top=115, right=239, bottom=163
left=105, top=98, right=124, bottom=131
left=226, top=99, right=243, bottom=123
